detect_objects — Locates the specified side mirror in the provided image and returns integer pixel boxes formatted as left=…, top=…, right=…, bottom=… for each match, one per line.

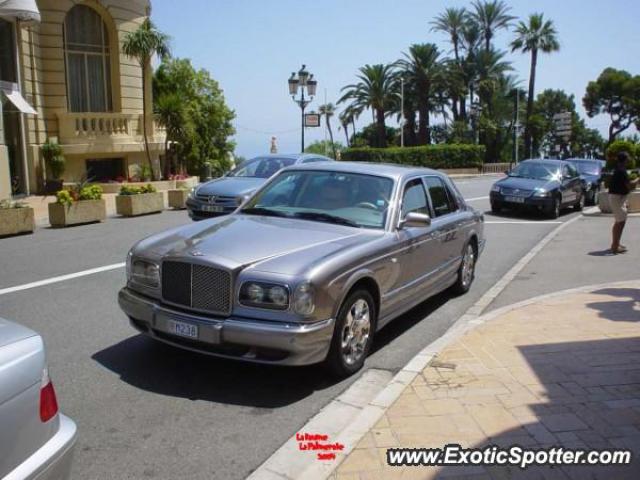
left=399, top=212, right=431, bottom=229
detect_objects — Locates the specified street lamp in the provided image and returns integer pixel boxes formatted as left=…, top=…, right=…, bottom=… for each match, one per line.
left=288, top=65, right=317, bottom=152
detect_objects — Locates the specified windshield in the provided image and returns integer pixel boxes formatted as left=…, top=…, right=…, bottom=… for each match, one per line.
left=228, top=157, right=296, bottom=178
left=571, top=162, right=601, bottom=176
left=241, top=170, right=394, bottom=229
left=509, top=162, right=561, bottom=181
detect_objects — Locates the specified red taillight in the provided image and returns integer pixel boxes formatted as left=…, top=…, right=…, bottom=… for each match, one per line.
left=39, top=368, right=59, bottom=422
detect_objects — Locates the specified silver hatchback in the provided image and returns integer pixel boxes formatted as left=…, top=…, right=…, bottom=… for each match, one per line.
left=0, top=318, right=77, bottom=480
left=119, top=162, right=485, bottom=376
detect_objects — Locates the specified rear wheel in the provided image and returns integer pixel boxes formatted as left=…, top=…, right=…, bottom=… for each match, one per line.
left=452, top=242, right=476, bottom=295
left=326, top=290, right=376, bottom=377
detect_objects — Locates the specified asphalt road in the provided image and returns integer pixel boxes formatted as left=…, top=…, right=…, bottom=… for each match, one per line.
left=0, top=174, right=584, bottom=480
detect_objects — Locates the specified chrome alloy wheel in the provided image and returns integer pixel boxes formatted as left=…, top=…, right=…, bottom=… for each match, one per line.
left=461, top=244, right=475, bottom=288
left=340, top=299, right=371, bottom=366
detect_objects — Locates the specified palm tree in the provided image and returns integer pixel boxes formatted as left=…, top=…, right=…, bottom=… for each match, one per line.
left=338, top=64, right=398, bottom=147
left=399, top=44, right=441, bottom=145
left=511, top=13, right=560, bottom=158
left=430, top=7, right=467, bottom=121
left=318, top=103, right=337, bottom=158
left=338, top=105, right=361, bottom=147
left=123, top=19, right=170, bottom=179
left=459, top=19, right=482, bottom=119
left=155, top=92, right=193, bottom=175
left=470, top=0, right=515, bottom=51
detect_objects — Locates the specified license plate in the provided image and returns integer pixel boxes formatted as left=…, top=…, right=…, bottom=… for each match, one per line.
left=504, top=196, right=525, bottom=204
left=201, top=205, right=225, bottom=213
left=170, top=320, right=198, bottom=339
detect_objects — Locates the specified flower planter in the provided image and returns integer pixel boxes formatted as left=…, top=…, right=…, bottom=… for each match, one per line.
left=175, top=176, right=199, bottom=189
left=598, top=191, right=640, bottom=214
left=0, top=207, right=35, bottom=236
left=168, top=189, right=189, bottom=209
left=48, top=199, right=106, bottom=227
left=116, top=192, right=164, bottom=217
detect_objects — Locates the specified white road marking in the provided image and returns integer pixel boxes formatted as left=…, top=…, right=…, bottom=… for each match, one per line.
left=465, top=196, right=489, bottom=202
left=0, top=262, right=125, bottom=296
left=485, top=220, right=563, bottom=224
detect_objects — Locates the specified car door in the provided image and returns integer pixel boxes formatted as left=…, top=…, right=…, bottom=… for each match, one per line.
left=560, top=164, right=578, bottom=204
left=566, top=163, right=582, bottom=202
left=388, top=177, right=441, bottom=309
left=423, top=176, right=466, bottom=281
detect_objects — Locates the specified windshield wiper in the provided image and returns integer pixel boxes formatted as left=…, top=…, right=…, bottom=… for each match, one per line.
left=293, top=211, right=361, bottom=228
left=241, top=207, right=289, bottom=218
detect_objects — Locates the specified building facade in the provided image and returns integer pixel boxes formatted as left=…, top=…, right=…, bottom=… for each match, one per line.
left=0, top=0, right=165, bottom=198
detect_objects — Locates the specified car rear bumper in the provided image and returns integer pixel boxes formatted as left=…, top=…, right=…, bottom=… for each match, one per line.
left=4, top=414, right=77, bottom=480
left=118, top=287, right=335, bottom=366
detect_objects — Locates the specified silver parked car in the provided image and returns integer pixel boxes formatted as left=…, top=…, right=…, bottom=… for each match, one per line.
left=186, top=153, right=333, bottom=220
left=119, top=162, right=485, bottom=376
left=0, top=318, right=77, bottom=479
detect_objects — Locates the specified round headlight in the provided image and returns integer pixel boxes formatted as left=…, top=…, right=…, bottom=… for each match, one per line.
left=247, top=284, right=264, bottom=303
left=268, top=286, right=288, bottom=306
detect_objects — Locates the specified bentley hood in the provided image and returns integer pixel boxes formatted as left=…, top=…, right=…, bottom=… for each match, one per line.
left=132, top=214, right=382, bottom=275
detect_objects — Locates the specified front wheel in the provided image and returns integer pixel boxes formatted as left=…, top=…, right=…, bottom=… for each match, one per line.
left=326, top=290, right=376, bottom=377
left=574, top=193, right=585, bottom=211
left=491, top=202, right=501, bottom=214
left=452, top=242, right=476, bottom=295
left=546, top=197, right=560, bottom=219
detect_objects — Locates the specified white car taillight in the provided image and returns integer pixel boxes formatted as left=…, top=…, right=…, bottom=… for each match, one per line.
left=39, top=367, right=59, bottom=423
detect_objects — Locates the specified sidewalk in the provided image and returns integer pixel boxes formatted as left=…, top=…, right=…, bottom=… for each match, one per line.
left=328, top=281, right=640, bottom=479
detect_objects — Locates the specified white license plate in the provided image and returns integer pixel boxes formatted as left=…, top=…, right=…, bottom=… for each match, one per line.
left=170, top=320, right=198, bottom=339
left=504, top=196, right=525, bottom=204
left=201, top=205, right=225, bottom=213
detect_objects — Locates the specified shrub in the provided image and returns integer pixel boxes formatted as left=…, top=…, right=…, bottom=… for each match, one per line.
left=119, top=183, right=157, bottom=195
left=41, top=139, right=65, bottom=180
left=605, top=140, right=637, bottom=170
left=0, top=199, right=28, bottom=209
left=341, top=145, right=486, bottom=169
left=56, top=184, right=103, bottom=206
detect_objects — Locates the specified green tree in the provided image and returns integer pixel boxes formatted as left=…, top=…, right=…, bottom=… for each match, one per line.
left=351, top=123, right=399, bottom=148
left=304, top=140, right=345, bottom=159
left=338, top=64, right=398, bottom=147
left=470, top=0, right=515, bottom=51
left=122, top=19, right=170, bottom=179
left=155, top=91, right=194, bottom=175
left=318, top=103, right=338, bottom=159
left=154, top=58, right=235, bottom=176
left=530, top=89, right=575, bottom=155
left=583, top=68, right=640, bottom=144
left=511, top=13, right=560, bottom=159
left=399, top=43, right=442, bottom=145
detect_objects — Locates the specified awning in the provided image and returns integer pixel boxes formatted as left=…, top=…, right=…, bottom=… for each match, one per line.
left=1, top=83, right=36, bottom=114
left=0, top=0, right=40, bottom=23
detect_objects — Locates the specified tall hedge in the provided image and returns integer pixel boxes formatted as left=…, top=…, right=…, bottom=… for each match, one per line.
left=605, top=140, right=637, bottom=170
left=341, top=145, right=486, bottom=169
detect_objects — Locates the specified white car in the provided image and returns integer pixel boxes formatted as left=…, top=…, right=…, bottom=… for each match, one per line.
left=0, top=317, right=77, bottom=479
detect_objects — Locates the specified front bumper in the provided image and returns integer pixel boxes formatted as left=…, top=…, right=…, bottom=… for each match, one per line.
left=490, top=192, right=554, bottom=209
left=185, top=198, right=235, bottom=221
left=5, top=414, right=77, bottom=480
left=118, top=287, right=335, bottom=366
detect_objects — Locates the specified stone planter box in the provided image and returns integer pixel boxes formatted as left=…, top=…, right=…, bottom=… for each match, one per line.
left=0, top=207, right=35, bottom=236
left=168, top=189, right=189, bottom=209
left=116, top=192, right=164, bottom=216
left=49, top=199, right=106, bottom=227
left=598, top=190, right=640, bottom=214
left=176, top=176, right=199, bottom=189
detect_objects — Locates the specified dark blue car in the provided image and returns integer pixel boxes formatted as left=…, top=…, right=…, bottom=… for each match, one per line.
left=566, top=158, right=604, bottom=206
left=490, top=159, right=584, bottom=219
left=186, top=153, right=333, bottom=220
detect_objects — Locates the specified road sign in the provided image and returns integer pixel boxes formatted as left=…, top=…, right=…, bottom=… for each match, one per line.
left=553, top=112, right=572, bottom=121
left=304, top=113, right=321, bottom=127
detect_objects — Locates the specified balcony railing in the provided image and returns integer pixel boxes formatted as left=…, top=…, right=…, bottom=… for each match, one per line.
left=56, top=112, right=166, bottom=146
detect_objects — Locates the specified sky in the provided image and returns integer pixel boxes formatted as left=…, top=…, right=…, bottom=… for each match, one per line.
left=151, top=0, right=640, bottom=159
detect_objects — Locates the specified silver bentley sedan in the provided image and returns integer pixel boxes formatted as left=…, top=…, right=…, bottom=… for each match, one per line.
left=118, top=162, right=485, bottom=376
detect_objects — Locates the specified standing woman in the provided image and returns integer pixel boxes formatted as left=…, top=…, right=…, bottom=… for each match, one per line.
left=609, top=152, right=638, bottom=253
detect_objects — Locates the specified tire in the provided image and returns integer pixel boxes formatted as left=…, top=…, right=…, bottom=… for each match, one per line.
left=491, top=202, right=501, bottom=214
left=546, top=197, right=560, bottom=219
left=574, top=192, right=584, bottom=211
left=452, top=241, right=477, bottom=295
left=326, top=289, right=376, bottom=377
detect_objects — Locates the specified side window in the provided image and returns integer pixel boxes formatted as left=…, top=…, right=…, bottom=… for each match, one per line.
left=301, top=157, right=324, bottom=163
left=424, top=177, right=454, bottom=217
left=562, top=165, right=570, bottom=178
left=568, top=164, right=579, bottom=178
left=401, top=179, right=429, bottom=218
